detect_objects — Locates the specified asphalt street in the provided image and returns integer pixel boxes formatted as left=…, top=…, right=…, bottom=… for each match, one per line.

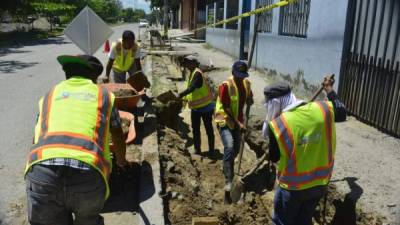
left=0, top=23, right=140, bottom=224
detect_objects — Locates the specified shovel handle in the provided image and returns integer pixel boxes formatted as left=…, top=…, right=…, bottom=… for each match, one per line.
left=309, top=74, right=335, bottom=103
left=242, top=152, right=269, bottom=179
left=236, top=105, right=251, bottom=175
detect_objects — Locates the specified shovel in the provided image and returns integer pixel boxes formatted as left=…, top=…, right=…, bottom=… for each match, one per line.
left=225, top=104, right=250, bottom=204
left=230, top=74, right=335, bottom=203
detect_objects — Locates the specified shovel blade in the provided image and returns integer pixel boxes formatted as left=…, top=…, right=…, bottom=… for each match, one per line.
left=230, top=177, right=245, bottom=203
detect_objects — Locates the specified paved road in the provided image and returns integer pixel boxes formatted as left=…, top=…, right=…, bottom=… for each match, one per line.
left=0, top=23, right=140, bottom=224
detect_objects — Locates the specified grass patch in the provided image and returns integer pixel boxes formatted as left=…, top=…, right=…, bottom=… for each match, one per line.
left=0, top=28, right=64, bottom=47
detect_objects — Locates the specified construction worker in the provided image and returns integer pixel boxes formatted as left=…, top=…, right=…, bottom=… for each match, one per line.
left=178, top=55, right=215, bottom=155
left=215, top=60, right=253, bottom=191
left=263, top=77, right=347, bottom=225
left=25, top=55, right=130, bottom=225
left=104, top=30, right=146, bottom=84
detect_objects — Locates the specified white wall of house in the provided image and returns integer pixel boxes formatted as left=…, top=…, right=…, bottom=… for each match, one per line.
left=206, top=0, right=350, bottom=85
left=205, top=0, right=243, bottom=58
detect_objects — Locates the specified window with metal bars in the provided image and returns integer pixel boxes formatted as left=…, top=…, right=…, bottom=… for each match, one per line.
left=207, top=3, right=215, bottom=26
left=226, top=0, right=239, bottom=29
left=215, top=0, right=224, bottom=28
left=256, top=0, right=273, bottom=33
left=279, top=0, right=311, bottom=38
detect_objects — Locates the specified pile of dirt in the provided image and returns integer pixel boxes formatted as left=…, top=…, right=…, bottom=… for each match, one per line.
left=113, top=89, right=136, bottom=97
left=245, top=117, right=269, bottom=157
left=158, top=127, right=274, bottom=225
left=157, top=126, right=387, bottom=225
left=151, top=56, right=183, bottom=128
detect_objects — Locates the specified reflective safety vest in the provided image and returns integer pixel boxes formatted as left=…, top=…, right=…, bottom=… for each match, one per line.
left=269, top=101, right=336, bottom=191
left=214, top=76, right=251, bottom=129
left=25, top=77, right=115, bottom=199
left=112, top=38, right=138, bottom=72
left=184, top=68, right=214, bottom=109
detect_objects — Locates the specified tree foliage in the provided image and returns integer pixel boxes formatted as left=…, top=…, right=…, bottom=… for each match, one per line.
left=145, top=0, right=180, bottom=11
left=121, top=8, right=146, bottom=23
left=3, top=0, right=133, bottom=25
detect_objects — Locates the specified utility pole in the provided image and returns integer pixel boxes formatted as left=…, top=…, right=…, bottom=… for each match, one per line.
left=163, top=0, right=169, bottom=38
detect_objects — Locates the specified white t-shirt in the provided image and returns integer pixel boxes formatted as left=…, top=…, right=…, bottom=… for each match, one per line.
left=109, top=46, right=141, bottom=60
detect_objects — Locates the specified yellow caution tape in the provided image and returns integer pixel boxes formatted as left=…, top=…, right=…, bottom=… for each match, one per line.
left=194, top=0, right=297, bottom=32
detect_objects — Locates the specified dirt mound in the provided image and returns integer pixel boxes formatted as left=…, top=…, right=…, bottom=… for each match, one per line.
left=245, top=117, right=268, bottom=157
left=114, top=89, right=136, bottom=97
left=151, top=56, right=183, bottom=128
left=157, top=126, right=387, bottom=225
left=158, top=127, right=274, bottom=225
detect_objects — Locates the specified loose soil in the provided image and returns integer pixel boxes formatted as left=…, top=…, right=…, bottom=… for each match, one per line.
left=157, top=124, right=386, bottom=225
left=151, top=50, right=388, bottom=225
left=113, top=89, right=136, bottom=97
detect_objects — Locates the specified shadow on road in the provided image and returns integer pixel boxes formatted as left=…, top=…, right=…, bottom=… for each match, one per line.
left=102, top=160, right=156, bottom=225
left=0, top=37, right=70, bottom=57
left=0, top=60, right=39, bottom=73
left=102, top=161, right=141, bottom=213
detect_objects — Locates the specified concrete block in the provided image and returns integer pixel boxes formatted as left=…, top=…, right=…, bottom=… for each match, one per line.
left=192, top=217, right=219, bottom=225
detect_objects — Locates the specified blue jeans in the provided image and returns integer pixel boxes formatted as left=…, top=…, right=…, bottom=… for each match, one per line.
left=26, top=164, right=106, bottom=225
left=112, top=63, right=136, bottom=83
left=272, top=185, right=327, bottom=225
left=219, top=126, right=241, bottom=184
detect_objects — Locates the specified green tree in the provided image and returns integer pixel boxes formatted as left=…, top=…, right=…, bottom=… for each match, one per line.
left=30, top=1, right=76, bottom=30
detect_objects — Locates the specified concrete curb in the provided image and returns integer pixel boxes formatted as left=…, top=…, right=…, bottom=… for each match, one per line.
left=138, top=55, right=165, bottom=225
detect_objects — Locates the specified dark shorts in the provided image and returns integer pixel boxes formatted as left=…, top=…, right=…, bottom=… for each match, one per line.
left=26, top=164, right=106, bottom=225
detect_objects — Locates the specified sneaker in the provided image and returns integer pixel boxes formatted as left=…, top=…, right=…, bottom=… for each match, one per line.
left=224, top=182, right=232, bottom=192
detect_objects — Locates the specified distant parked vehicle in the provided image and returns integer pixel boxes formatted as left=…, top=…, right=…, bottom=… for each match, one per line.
left=139, top=19, right=149, bottom=28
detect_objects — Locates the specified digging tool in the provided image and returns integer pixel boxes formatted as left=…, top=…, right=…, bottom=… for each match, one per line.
left=236, top=104, right=251, bottom=176
left=230, top=74, right=335, bottom=203
left=224, top=104, right=251, bottom=204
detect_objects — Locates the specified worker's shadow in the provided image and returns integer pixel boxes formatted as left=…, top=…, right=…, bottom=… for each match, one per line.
left=102, top=160, right=156, bottom=225
left=329, top=177, right=363, bottom=225
left=102, top=161, right=142, bottom=213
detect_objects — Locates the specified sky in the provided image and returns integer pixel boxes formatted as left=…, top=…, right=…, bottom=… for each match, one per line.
left=120, top=0, right=151, bottom=13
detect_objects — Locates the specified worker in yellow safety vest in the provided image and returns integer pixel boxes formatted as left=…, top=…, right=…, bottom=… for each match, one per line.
left=104, top=30, right=148, bottom=87
left=214, top=60, right=253, bottom=193
left=262, top=76, right=347, bottom=225
left=177, top=55, right=215, bottom=155
left=25, top=55, right=131, bottom=225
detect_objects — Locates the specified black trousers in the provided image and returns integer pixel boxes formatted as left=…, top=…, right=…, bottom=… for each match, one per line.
left=191, top=109, right=215, bottom=152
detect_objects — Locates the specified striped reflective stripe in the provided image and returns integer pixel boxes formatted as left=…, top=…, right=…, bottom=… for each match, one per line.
left=94, top=87, right=111, bottom=150
left=30, top=86, right=112, bottom=169
left=39, top=89, right=54, bottom=139
left=227, top=79, right=236, bottom=97
left=28, top=144, right=110, bottom=175
left=316, top=101, right=334, bottom=163
left=279, top=166, right=333, bottom=184
left=274, top=116, right=297, bottom=175
left=276, top=101, right=335, bottom=188
left=31, top=135, right=104, bottom=158
left=188, top=70, right=214, bottom=108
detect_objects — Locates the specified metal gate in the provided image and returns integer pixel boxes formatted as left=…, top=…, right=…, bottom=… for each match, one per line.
left=339, top=0, right=400, bottom=137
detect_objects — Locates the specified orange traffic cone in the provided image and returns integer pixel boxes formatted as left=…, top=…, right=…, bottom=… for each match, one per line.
left=103, top=40, right=110, bottom=53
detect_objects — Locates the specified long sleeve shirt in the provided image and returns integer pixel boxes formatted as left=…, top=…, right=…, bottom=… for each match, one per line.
left=269, top=91, right=347, bottom=163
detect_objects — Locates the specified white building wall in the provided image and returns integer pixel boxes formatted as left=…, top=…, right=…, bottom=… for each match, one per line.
left=206, top=0, right=350, bottom=86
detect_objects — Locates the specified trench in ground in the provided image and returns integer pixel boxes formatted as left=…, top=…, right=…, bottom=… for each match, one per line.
left=150, top=54, right=387, bottom=225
